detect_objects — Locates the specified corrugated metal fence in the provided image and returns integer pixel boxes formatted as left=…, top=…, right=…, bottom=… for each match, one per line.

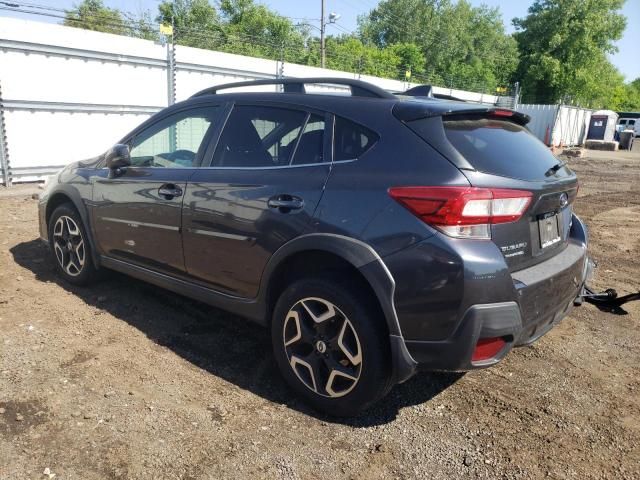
left=0, top=17, right=505, bottom=185
left=517, top=104, right=593, bottom=147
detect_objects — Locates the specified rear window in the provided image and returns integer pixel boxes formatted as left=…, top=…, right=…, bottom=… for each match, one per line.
left=443, top=118, right=560, bottom=180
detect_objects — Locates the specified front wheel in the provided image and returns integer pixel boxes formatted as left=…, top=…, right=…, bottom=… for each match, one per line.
left=48, top=203, right=99, bottom=285
left=272, top=276, right=392, bottom=416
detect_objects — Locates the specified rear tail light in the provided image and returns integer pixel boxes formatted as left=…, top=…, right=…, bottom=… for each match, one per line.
left=472, top=337, right=507, bottom=362
left=388, top=186, right=532, bottom=239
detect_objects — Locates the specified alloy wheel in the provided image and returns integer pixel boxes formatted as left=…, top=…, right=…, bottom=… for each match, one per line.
left=52, top=215, right=86, bottom=277
left=283, top=297, right=362, bottom=398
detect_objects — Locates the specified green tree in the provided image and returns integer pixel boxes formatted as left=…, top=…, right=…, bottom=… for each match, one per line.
left=513, top=0, right=626, bottom=106
left=64, top=0, right=126, bottom=35
left=218, top=0, right=308, bottom=62
left=358, top=0, right=518, bottom=90
left=616, top=78, right=640, bottom=111
left=157, top=0, right=221, bottom=49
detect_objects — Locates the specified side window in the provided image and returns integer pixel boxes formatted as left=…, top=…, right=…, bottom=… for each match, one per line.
left=629, top=120, right=636, bottom=126
left=291, top=114, right=325, bottom=165
left=129, top=107, right=218, bottom=168
left=212, top=106, right=308, bottom=167
left=334, top=116, right=378, bottom=161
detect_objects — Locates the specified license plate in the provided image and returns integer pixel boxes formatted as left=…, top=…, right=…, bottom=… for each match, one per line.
left=539, top=213, right=561, bottom=248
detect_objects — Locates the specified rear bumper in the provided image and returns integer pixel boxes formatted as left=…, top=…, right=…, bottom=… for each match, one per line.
left=398, top=218, right=589, bottom=372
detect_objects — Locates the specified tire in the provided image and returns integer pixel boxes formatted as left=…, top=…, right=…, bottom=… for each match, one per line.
left=48, top=203, right=99, bottom=285
left=272, top=276, right=393, bottom=417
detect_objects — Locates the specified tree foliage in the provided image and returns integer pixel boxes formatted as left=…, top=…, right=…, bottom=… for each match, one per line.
left=63, top=0, right=640, bottom=109
left=358, top=0, right=518, bottom=90
left=64, top=0, right=127, bottom=35
left=513, top=0, right=627, bottom=107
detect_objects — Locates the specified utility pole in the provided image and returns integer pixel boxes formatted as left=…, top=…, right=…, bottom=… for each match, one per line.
left=320, top=0, right=326, bottom=69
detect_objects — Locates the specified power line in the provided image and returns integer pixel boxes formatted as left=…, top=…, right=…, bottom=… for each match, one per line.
left=0, top=0, right=503, bottom=93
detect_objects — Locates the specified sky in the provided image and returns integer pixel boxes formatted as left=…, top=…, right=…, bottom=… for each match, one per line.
left=2, top=0, right=639, bottom=81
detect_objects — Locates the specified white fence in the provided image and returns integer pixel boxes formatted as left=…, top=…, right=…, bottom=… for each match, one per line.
left=517, top=104, right=593, bottom=147
left=0, top=17, right=503, bottom=184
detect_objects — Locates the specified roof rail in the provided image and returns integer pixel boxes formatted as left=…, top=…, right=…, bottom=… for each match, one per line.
left=191, top=77, right=397, bottom=99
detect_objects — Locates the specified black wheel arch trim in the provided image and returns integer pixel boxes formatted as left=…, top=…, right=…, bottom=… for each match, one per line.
left=44, top=185, right=100, bottom=268
left=258, top=233, right=418, bottom=383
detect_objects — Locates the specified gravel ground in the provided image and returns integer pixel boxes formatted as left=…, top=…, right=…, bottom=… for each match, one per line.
left=1, top=147, right=639, bottom=479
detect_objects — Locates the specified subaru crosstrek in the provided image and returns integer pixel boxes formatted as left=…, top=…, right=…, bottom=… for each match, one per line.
left=38, top=78, right=591, bottom=416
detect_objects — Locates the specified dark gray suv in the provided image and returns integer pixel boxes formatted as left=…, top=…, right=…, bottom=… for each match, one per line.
left=38, top=78, right=590, bottom=416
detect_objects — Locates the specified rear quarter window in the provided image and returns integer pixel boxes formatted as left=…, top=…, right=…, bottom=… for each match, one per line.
left=443, top=118, right=561, bottom=180
left=334, top=117, right=378, bottom=161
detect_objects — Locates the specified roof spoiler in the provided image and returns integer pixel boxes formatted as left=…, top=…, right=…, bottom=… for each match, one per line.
left=402, top=84, right=469, bottom=103
left=393, top=103, right=531, bottom=125
left=402, top=85, right=435, bottom=98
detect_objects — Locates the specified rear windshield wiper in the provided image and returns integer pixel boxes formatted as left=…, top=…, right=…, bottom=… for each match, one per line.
left=545, top=161, right=567, bottom=177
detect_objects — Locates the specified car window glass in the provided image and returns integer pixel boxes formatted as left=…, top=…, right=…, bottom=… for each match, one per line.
left=334, top=116, right=378, bottom=161
left=212, top=106, right=307, bottom=167
left=129, top=107, right=217, bottom=168
left=629, top=120, right=636, bottom=126
left=291, top=114, right=325, bottom=165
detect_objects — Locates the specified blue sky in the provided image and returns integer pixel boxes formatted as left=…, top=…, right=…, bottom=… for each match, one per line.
left=3, top=0, right=639, bottom=80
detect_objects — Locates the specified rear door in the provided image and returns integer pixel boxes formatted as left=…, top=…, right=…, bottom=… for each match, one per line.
left=441, top=115, right=578, bottom=271
left=182, top=103, right=331, bottom=297
left=92, top=105, right=221, bottom=273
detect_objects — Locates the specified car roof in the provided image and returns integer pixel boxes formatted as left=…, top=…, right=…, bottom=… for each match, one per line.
left=172, top=76, right=529, bottom=125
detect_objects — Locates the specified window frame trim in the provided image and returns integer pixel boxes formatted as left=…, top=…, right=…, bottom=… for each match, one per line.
left=201, top=100, right=335, bottom=170
left=98, top=101, right=225, bottom=170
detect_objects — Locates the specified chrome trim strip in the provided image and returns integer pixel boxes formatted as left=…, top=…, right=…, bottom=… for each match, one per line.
left=100, top=217, right=179, bottom=231
left=196, top=158, right=356, bottom=170
left=188, top=228, right=253, bottom=241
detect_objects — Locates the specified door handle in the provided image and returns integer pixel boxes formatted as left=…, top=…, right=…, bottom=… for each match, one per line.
left=158, top=184, right=183, bottom=199
left=268, top=194, right=304, bottom=212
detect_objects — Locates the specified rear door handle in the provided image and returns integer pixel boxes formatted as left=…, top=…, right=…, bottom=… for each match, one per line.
left=267, top=194, right=304, bottom=212
left=158, top=183, right=183, bottom=199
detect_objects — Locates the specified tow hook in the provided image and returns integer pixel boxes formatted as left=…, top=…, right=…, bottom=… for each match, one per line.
left=578, top=285, right=640, bottom=314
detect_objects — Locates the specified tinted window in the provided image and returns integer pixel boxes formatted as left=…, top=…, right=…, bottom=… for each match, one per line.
left=334, top=117, right=378, bottom=161
left=442, top=118, right=561, bottom=180
left=291, top=114, right=325, bottom=165
left=212, top=106, right=308, bottom=167
left=629, top=120, right=636, bottom=126
left=129, top=107, right=217, bottom=168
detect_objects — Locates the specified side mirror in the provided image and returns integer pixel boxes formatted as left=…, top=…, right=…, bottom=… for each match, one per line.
left=105, top=144, right=131, bottom=170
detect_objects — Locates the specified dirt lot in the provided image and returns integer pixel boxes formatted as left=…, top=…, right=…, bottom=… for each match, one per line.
left=1, top=146, right=639, bottom=480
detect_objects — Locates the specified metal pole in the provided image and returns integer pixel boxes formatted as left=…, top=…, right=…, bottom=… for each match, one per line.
left=320, top=0, right=326, bottom=69
left=0, top=78, right=11, bottom=187
left=166, top=16, right=176, bottom=107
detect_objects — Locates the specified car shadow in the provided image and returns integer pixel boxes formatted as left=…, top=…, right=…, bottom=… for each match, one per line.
left=11, top=238, right=463, bottom=427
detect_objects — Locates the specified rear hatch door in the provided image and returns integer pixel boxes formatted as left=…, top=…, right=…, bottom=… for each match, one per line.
left=404, top=109, right=578, bottom=271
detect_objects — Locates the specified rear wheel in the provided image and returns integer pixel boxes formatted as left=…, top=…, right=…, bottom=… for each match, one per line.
left=272, top=276, right=392, bottom=416
left=48, top=203, right=99, bottom=285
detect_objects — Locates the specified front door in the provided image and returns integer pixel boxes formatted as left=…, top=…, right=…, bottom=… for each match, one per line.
left=183, top=103, right=331, bottom=297
left=92, top=105, right=220, bottom=274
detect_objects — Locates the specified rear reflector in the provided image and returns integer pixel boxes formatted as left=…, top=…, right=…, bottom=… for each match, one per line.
left=472, top=337, right=506, bottom=362
left=388, top=186, right=532, bottom=239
